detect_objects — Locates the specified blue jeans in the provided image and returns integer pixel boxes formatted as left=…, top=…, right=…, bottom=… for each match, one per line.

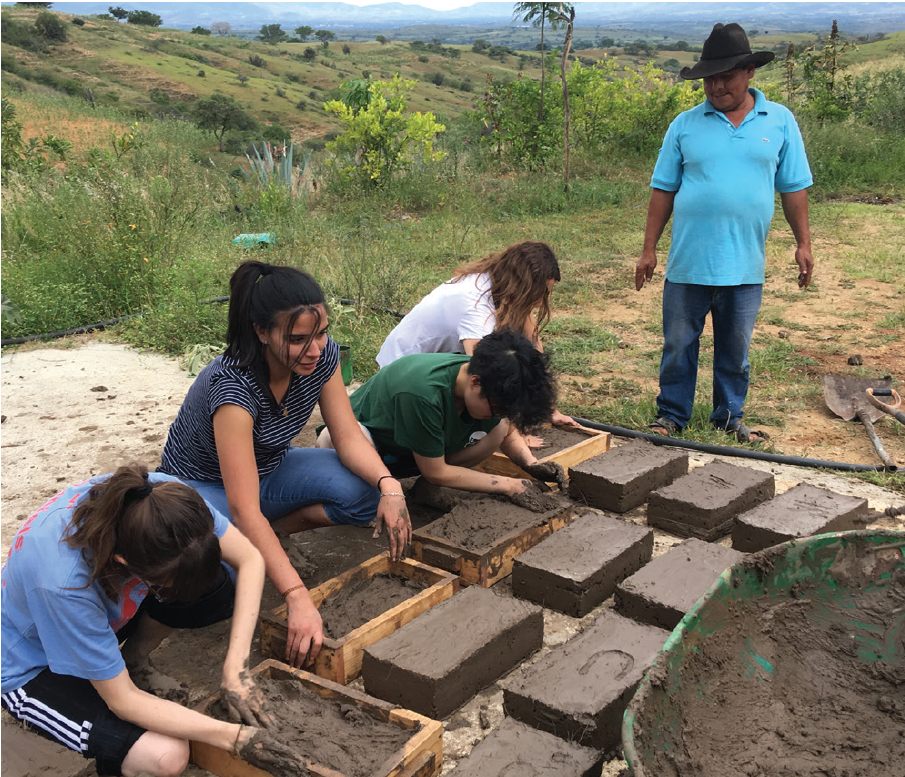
left=657, top=280, right=763, bottom=430
left=180, top=447, right=379, bottom=528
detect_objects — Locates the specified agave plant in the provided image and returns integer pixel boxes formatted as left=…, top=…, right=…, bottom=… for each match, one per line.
left=244, top=141, right=312, bottom=197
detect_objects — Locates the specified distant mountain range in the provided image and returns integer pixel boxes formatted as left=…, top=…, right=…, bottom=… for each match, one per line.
left=16, top=2, right=905, bottom=36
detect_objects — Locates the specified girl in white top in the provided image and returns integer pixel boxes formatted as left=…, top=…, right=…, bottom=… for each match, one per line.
left=377, top=241, right=576, bottom=427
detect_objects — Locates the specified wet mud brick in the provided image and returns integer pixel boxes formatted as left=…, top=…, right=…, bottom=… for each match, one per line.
left=646, top=460, right=775, bottom=541
left=448, top=717, right=602, bottom=777
left=732, top=482, right=871, bottom=552
left=361, top=585, right=544, bottom=719
left=511, top=512, right=654, bottom=617
left=503, top=610, right=670, bottom=750
left=191, top=659, right=443, bottom=777
left=412, top=495, right=574, bottom=587
left=472, top=425, right=611, bottom=482
left=568, top=439, right=688, bottom=513
left=260, top=554, right=459, bottom=685
left=615, top=538, right=745, bottom=630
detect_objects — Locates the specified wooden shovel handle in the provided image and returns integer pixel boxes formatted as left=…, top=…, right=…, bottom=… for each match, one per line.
left=865, top=389, right=905, bottom=426
left=856, top=408, right=898, bottom=472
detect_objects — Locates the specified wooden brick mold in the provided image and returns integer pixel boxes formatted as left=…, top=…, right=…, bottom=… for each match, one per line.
left=412, top=499, right=575, bottom=587
left=472, top=425, right=611, bottom=481
left=190, top=659, right=443, bottom=777
left=260, top=554, right=459, bottom=685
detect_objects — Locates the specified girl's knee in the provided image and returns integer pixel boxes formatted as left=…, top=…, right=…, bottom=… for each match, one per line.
left=122, top=732, right=189, bottom=777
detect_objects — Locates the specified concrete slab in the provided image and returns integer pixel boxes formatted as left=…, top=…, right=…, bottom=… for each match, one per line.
left=448, top=716, right=602, bottom=777
left=647, top=460, right=775, bottom=540
left=615, top=538, right=745, bottom=630
left=503, top=610, right=670, bottom=750
left=733, top=482, right=871, bottom=552
left=511, top=512, right=653, bottom=617
left=361, top=586, right=543, bottom=719
left=569, top=439, right=688, bottom=513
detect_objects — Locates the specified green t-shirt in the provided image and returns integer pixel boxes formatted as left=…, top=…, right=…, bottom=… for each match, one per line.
left=349, top=353, right=500, bottom=459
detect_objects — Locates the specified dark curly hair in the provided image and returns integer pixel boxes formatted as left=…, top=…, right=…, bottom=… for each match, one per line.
left=467, top=330, right=556, bottom=433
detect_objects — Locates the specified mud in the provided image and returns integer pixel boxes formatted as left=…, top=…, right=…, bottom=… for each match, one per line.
left=512, top=512, right=653, bottom=617
left=569, top=439, right=688, bottom=513
left=529, top=428, right=596, bottom=458
left=639, top=566, right=905, bottom=777
left=732, top=482, right=870, bottom=552
left=319, top=572, right=429, bottom=638
left=210, top=676, right=412, bottom=777
left=419, top=495, right=566, bottom=551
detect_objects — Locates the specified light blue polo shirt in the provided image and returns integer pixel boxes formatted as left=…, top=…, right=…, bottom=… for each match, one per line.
left=651, top=88, right=813, bottom=286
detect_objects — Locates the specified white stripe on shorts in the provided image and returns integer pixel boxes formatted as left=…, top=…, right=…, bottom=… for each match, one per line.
left=2, top=687, right=91, bottom=753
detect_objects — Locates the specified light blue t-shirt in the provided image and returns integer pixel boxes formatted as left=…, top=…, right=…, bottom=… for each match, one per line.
left=651, top=88, right=813, bottom=285
left=1, top=473, right=229, bottom=693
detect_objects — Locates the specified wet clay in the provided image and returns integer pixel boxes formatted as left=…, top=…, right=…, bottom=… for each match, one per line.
left=615, top=538, right=745, bottom=630
left=420, top=495, right=565, bottom=551
left=319, top=572, right=429, bottom=638
left=504, top=609, right=670, bottom=750
left=569, top=439, right=688, bottom=513
left=512, top=512, right=653, bottom=617
left=211, top=676, right=412, bottom=777
left=638, top=566, right=905, bottom=777
left=450, top=716, right=601, bottom=777
left=732, top=482, right=870, bottom=552
left=647, top=460, right=774, bottom=540
left=529, top=428, right=595, bottom=458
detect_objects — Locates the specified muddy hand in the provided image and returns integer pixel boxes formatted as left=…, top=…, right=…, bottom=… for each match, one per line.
left=509, top=481, right=561, bottom=513
left=221, top=675, right=274, bottom=729
left=521, top=461, right=567, bottom=489
left=239, top=728, right=312, bottom=777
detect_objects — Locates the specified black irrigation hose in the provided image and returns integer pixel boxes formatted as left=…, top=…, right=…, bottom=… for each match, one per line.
left=570, top=417, right=892, bottom=474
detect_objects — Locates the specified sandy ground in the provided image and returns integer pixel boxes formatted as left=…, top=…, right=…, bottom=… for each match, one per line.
left=1, top=338, right=903, bottom=777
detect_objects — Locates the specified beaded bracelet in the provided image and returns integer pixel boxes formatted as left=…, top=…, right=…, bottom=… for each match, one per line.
left=280, top=583, right=306, bottom=598
left=380, top=492, right=405, bottom=498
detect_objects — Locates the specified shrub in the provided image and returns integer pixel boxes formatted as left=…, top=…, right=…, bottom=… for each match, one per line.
left=197, top=69, right=205, bottom=77
left=295, top=99, right=307, bottom=110
left=303, top=47, right=317, bottom=61
left=34, top=11, right=67, bottom=41
left=342, top=44, right=351, bottom=55
left=286, top=73, right=300, bottom=83
left=275, top=86, right=287, bottom=98
left=72, top=18, right=86, bottom=27
left=418, top=55, right=429, bottom=63
left=191, top=25, right=211, bottom=35
left=248, top=54, right=267, bottom=68
left=0, top=17, right=49, bottom=52
left=149, top=88, right=170, bottom=105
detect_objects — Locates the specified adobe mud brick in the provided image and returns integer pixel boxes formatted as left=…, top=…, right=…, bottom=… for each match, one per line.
left=503, top=610, right=670, bottom=750
left=361, top=585, right=543, bottom=719
left=615, top=538, right=745, bottom=630
left=647, top=460, right=775, bottom=540
left=511, top=512, right=653, bottom=617
left=449, top=717, right=602, bottom=777
left=732, top=482, right=870, bottom=552
left=569, top=439, right=688, bottom=513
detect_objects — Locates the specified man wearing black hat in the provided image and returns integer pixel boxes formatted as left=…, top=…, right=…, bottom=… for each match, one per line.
left=635, top=23, right=814, bottom=443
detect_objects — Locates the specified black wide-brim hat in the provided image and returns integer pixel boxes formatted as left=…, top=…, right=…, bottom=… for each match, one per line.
left=680, top=22, right=775, bottom=80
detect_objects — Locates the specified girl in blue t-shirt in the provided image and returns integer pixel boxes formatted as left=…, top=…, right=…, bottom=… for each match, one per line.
left=0, top=464, right=294, bottom=776
left=158, top=261, right=412, bottom=672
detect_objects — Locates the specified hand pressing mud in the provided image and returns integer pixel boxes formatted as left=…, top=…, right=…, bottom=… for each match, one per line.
left=238, top=727, right=313, bottom=777
left=221, top=668, right=274, bottom=728
left=521, top=461, right=567, bottom=489
left=509, top=481, right=562, bottom=513
left=127, top=655, right=189, bottom=704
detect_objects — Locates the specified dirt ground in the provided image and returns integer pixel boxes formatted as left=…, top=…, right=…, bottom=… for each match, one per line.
left=1, top=338, right=903, bottom=777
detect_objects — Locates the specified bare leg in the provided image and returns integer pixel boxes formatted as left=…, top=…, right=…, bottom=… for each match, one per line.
left=121, top=731, right=189, bottom=777
left=271, top=503, right=334, bottom=534
left=121, top=613, right=188, bottom=703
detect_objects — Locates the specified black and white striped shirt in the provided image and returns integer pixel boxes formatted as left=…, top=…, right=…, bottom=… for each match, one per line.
left=158, top=340, right=339, bottom=482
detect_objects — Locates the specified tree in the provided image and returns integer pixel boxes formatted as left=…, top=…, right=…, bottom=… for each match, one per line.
left=193, top=94, right=257, bottom=151
left=376, top=35, right=388, bottom=45
left=303, top=47, right=317, bottom=61
left=472, top=38, right=489, bottom=53
left=108, top=6, right=127, bottom=20
left=258, top=24, right=287, bottom=44
left=512, top=3, right=564, bottom=122
left=191, top=26, right=211, bottom=35
left=295, top=25, right=313, bottom=41
left=127, top=10, right=162, bottom=27
left=314, top=29, right=335, bottom=48
left=17, top=2, right=52, bottom=7
left=211, top=21, right=231, bottom=36
left=549, top=2, right=575, bottom=187
left=34, top=10, right=67, bottom=41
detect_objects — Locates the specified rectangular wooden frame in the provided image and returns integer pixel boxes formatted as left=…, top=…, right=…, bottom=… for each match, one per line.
left=412, top=503, right=574, bottom=587
left=190, top=659, right=443, bottom=777
left=259, top=554, right=459, bottom=685
left=472, top=425, right=611, bottom=481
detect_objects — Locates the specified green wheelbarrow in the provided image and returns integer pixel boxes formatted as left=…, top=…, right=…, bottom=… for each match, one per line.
left=622, top=529, right=905, bottom=777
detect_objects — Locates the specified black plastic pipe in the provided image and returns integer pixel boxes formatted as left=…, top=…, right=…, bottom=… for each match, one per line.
left=1, top=313, right=145, bottom=346
left=570, top=417, right=892, bottom=474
